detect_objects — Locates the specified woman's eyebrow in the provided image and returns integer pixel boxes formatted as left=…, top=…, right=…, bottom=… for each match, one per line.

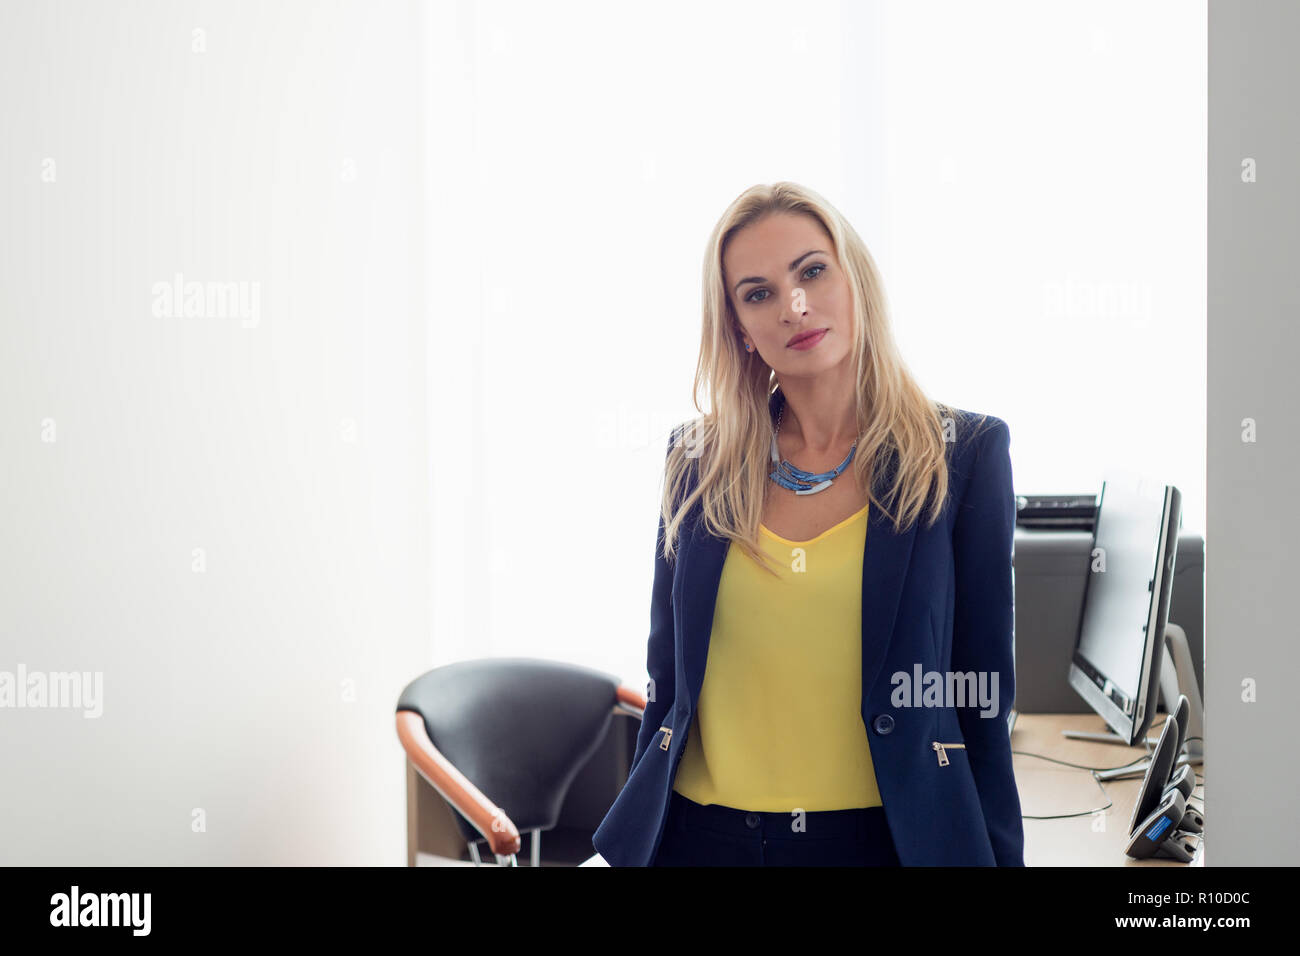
left=733, top=249, right=828, bottom=296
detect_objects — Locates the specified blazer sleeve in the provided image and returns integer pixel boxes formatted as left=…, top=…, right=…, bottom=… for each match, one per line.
left=950, top=417, right=1026, bottom=866
left=630, top=429, right=680, bottom=769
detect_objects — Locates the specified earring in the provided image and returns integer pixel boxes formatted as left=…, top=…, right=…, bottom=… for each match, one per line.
left=745, top=342, right=753, bottom=352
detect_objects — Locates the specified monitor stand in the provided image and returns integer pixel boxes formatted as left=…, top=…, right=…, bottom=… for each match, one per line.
left=1062, top=623, right=1204, bottom=780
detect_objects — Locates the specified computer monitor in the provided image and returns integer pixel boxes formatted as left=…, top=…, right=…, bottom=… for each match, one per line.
left=1067, top=474, right=1181, bottom=746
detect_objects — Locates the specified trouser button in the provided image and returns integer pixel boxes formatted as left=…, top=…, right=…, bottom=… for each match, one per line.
left=744, top=812, right=761, bottom=829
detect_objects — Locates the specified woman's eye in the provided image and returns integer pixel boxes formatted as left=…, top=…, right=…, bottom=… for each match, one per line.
left=743, top=265, right=823, bottom=304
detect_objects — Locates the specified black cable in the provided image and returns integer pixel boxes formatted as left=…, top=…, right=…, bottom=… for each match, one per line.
left=1010, top=749, right=1153, bottom=774
left=1011, top=715, right=1204, bottom=821
left=1011, top=750, right=1114, bottom=819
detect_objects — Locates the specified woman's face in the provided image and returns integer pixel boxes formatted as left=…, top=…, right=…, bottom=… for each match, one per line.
left=723, top=212, right=854, bottom=378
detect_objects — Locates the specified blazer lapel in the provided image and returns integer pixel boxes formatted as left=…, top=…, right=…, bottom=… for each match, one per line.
left=857, top=485, right=919, bottom=698
left=679, top=387, right=919, bottom=713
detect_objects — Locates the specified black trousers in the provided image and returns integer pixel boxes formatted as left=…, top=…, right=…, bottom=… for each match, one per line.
left=652, top=790, right=901, bottom=866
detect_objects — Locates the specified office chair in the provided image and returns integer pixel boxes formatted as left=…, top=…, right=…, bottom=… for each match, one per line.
left=395, top=657, right=645, bottom=866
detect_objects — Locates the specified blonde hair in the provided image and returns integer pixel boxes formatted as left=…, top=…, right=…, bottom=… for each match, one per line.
left=659, top=181, right=988, bottom=576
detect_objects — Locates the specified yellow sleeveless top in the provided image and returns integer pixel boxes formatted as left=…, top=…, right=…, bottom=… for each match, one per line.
left=672, top=501, right=881, bottom=811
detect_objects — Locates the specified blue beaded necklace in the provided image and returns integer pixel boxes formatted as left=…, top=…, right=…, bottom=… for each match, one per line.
left=769, top=399, right=858, bottom=495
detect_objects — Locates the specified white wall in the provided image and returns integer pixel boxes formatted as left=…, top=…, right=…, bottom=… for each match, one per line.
left=873, top=0, right=1206, bottom=536
left=0, top=0, right=428, bottom=864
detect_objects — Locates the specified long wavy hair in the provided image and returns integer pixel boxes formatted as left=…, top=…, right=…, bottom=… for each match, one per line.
left=659, top=181, right=987, bottom=576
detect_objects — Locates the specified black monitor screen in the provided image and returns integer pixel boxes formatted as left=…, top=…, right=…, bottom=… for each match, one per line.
left=1075, top=473, right=1172, bottom=719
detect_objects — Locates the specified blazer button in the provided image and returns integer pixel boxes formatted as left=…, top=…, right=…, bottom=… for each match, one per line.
left=872, top=714, right=895, bottom=735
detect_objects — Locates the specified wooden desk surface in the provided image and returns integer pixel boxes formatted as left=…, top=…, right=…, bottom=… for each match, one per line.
left=1012, top=712, right=1204, bottom=866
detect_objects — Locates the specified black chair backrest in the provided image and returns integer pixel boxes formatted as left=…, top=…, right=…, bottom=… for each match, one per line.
left=396, top=657, right=621, bottom=844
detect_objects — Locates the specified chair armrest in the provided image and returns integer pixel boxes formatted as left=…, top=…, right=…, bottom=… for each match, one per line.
left=395, top=710, right=522, bottom=858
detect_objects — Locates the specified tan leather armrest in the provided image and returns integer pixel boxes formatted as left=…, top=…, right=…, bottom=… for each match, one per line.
left=395, top=710, right=522, bottom=858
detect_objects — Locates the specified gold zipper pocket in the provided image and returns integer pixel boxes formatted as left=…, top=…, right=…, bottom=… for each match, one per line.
left=932, top=741, right=966, bottom=766
left=659, top=726, right=673, bottom=750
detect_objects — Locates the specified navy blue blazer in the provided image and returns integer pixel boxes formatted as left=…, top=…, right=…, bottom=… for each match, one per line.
left=593, top=388, right=1025, bottom=866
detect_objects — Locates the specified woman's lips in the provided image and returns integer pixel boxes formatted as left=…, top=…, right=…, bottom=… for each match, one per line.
left=787, top=328, right=828, bottom=350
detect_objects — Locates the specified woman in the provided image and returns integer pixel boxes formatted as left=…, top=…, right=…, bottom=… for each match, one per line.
left=592, top=182, right=1024, bottom=866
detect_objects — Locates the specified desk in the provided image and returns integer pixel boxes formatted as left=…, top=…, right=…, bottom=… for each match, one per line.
left=1013, top=713, right=1204, bottom=866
